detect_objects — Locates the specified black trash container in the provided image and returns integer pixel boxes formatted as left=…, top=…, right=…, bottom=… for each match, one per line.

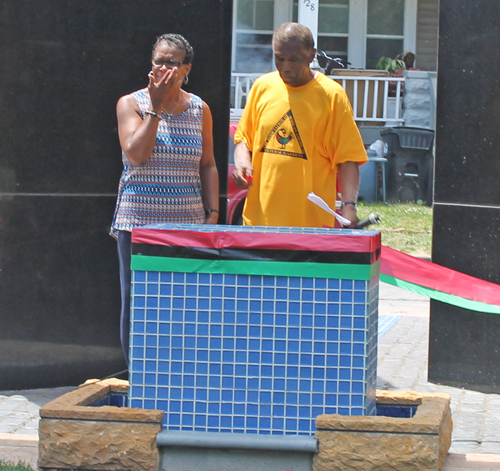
left=380, top=126, right=434, bottom=205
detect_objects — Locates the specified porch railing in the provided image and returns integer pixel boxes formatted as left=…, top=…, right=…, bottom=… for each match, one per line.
left=232, top=73, right=262, bottom=112
left=231, top=73, right=405, bottom=124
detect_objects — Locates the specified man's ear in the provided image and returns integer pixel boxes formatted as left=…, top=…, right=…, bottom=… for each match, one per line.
left=309, top=48, right=317, bottom=64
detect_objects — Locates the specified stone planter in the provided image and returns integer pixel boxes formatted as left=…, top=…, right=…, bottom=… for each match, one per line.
left=38, top=378, right=163, bottom=471
left=38, top=384, right=452, bottom=471
left=314, top=390, right=452, bottom=471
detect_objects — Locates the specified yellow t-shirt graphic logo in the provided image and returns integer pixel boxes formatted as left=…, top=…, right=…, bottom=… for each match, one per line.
left=261, top=110, right=307, bottom=159
left=276, top=128, right=293, bottom=148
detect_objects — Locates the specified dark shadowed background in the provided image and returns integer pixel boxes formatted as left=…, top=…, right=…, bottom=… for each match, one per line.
left=0, top=0, right=232, bottom=389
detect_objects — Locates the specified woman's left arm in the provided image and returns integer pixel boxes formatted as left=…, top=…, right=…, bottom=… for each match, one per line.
left=199, top=101, right=219, bottom=224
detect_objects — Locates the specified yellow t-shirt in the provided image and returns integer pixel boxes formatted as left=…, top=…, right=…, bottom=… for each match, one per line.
left=234, top=71, right=368, bottom=227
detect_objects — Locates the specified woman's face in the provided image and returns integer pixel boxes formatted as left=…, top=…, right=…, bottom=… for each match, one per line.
left=151, top=43, right=191, bottom=85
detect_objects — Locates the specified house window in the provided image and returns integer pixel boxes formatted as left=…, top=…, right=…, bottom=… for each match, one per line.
left=365, top=0, right=405, bottom=68
left=233, top=0, right=275, bottom=72
left=232, top=0, right=414, bottom=72
left=293, top=0, right=349, bottom=61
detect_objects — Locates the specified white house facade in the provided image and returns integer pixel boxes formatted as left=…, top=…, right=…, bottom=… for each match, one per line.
left=231, top=0, right=439, bottom=73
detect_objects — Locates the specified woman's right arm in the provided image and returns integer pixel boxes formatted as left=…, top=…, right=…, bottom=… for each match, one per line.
left=116, top=94, right=160, bottom=167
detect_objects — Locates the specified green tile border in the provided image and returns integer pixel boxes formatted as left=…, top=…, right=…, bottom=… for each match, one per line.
left=131, top=255, right=380, bottom=281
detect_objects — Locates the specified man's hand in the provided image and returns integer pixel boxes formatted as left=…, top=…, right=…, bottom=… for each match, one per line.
left=341, top=203, right=359, bottom=229
left=233, top=141, right=254, bottom=189
left=233, top=166, right=254, bottom=189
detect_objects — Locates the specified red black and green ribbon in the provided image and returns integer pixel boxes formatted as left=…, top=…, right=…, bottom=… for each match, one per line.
left=131, top=227, right=380, bottom=281
left=380, top=246, right=500, bottom=314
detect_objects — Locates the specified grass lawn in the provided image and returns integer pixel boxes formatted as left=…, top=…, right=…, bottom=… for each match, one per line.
left=0, top=461, right=35, bottom=471
left=357, top=202, right=433, bottom=258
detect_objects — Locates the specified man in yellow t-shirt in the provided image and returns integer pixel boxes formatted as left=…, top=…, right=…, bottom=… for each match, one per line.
left=233, top=22, right=368, bottom=228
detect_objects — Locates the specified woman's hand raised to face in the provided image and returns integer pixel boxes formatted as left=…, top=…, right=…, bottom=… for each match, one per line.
left=147, top=67, right=181, bottom=114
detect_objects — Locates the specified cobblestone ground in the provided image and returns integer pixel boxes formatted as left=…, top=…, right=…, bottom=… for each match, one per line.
left=378, top=284, right=500, bottom=455
left=0, top=387, right=74, bottom=435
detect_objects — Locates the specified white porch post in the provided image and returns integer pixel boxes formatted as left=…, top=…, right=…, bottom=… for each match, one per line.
left=274, top=0, right=293, bottom=30
left=348, top=0, right=366, bottom=68
left=404, top=0, right=417, bottom=54
left=297, top=0, right=319, bottom=48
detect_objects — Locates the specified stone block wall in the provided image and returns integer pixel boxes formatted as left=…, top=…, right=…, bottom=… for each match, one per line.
left=38, top=378, right=164, bottom=471
left=313, top=390, right=452, bottom=471
left=403, top=70, right=437, bottom=129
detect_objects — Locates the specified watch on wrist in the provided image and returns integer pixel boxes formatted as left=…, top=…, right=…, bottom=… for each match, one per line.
left=341, top=201, right=357, bottom=209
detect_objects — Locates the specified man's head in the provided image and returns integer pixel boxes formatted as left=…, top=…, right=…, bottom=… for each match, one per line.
left=402, top=50, right=416, bottom=69
left=272, top=22, right=316, bottom=87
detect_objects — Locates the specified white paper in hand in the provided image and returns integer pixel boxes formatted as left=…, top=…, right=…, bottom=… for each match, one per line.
left=307, top=192, right=351, bottom=227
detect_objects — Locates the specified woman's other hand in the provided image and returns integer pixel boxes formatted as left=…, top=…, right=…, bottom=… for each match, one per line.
left=205, top=211, right=219, bottom=225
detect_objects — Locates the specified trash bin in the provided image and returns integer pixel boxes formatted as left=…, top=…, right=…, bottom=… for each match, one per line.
left=380, top=126, right=434, bottom=205
left=358, top=150, right=377, bottom=203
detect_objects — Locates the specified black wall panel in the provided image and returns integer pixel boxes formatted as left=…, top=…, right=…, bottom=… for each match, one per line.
left=0, top=0, right=232, bottom=389
left=430, top=0, right=500, bottom=392
left=434, top=2, right=500, bottom=206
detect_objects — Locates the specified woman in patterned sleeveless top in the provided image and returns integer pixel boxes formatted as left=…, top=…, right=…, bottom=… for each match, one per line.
left=111, top=34, right=219, bottom=362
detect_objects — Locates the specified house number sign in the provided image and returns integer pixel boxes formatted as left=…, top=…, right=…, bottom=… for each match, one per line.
left=298, top=0, right=318, bottom=44
left=303, top=0, right=316, bottom=11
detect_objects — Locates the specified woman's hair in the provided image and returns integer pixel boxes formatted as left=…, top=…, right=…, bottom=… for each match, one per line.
left=152, top=33, right=194, bottom=64
left=273, top=22, right=315, bottom=50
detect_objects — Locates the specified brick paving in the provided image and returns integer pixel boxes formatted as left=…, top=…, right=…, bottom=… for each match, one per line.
left=378, top=285, right=500, bottom=456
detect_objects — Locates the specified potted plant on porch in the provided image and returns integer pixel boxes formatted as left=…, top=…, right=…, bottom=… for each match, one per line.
left=375, top=53, right=406, bottom=123
left=375, top=55, right=406, bottom=76
left=376, top=54, right=406, bottom=98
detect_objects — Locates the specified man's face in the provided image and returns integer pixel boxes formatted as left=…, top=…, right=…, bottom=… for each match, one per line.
left=273, top=39, right=316, bottom=88
left=404, top=53, right=415, bottom=69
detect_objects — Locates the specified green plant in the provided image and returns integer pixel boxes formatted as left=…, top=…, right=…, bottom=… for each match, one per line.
left=0, top=460, right=36, bottom=471
left=375, top=55, right=405, bottom=75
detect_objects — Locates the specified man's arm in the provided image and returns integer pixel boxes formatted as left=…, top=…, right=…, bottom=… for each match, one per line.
left=338, top=161, right=360, bottom=228
left=232, top=141, right=254, bottom=189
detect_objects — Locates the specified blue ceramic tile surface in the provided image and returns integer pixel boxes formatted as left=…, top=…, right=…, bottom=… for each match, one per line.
left=129, top=269, right=378, bottom=435
left=129, top=224, right=379, bottom=435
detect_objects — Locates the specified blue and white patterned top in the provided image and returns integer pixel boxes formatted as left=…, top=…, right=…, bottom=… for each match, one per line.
left=110, top=89, right=206, bottom=238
